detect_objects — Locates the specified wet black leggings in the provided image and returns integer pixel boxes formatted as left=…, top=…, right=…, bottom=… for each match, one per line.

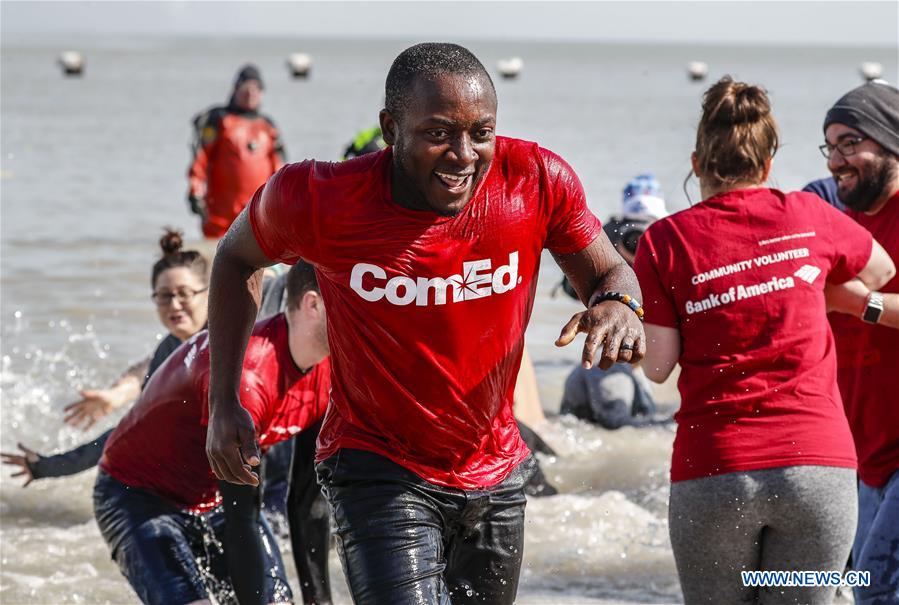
left=317, top=449, right=535, bottom=605
left=287, top=419, right=332, bottom=605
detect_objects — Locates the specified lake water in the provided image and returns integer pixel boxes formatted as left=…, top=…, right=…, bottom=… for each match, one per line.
left=2, top=35, right=894, bottom=604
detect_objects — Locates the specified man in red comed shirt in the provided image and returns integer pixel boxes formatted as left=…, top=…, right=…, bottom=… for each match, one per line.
left=205, top=43, right=646, bottom=604
left=187, top=64, right=286, bottom=239
left=94, top=261, right=333, bottom=605
left=820, top=82, right=899, bottom=605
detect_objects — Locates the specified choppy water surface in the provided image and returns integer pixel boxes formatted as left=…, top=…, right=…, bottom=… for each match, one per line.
left=3, top=35, right=893, bottom=604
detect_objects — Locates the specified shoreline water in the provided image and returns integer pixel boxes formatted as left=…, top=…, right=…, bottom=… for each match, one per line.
left=2, top=35, right=887, bottom=604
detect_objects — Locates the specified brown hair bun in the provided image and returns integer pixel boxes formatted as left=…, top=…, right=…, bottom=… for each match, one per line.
left=694, top=76, right=779, bottom=189
left=151, top=227, right=208, bottom=289
left=159, top=228, right=185, bottom=257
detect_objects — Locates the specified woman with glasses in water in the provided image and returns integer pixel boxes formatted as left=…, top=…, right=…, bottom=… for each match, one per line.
left=634, top=77, right=895, bottom=604
left=2, top=228, right=209, bottom=483
left=3, top=234, right=328, bottom=604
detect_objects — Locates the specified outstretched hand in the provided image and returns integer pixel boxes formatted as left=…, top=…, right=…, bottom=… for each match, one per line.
left=63, top=389, right=120, bottom=430
left=556, top=301, right=646, bottom=369
left=1, top=443, right=40, bottom=487
left=206, top=402, right=261, bottom=486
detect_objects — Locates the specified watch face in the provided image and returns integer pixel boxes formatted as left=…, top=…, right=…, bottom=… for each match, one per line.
left=862, top=293, right=885, bottom=324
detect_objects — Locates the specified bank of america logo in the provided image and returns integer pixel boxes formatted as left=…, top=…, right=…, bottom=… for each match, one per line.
left=794, top=265, right=822, bottom=284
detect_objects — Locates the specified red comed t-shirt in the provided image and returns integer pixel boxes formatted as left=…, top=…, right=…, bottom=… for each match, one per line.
left=99, top=315, right=330, bottom=510
left=829, top=191, right=899, bottom=488
left=633, top=188, right=872, bottom=482
left=248, top=136, right=601, bottom=489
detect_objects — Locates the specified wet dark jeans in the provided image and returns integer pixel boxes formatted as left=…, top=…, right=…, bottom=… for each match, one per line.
left=93, top=471, right=291, bottom=605
left=317, top=449, right=536, bottom=605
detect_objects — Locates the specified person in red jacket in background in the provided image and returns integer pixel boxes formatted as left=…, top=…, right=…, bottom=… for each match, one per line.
left=188, top=65, right=285, bottom=239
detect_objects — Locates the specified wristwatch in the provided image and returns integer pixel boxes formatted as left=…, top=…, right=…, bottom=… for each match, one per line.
left=862, top=291, right=885, bottom=324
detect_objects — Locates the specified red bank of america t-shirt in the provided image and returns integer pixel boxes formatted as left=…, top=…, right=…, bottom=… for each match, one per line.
left=633, top=188, right=872, bottom=483
left=829, top=191, right=899, bottom=488
left=99, top=315, right=331, bottom=510
left=248, top=137, right=602, bottom=489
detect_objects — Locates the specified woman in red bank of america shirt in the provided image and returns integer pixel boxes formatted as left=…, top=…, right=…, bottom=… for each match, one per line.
left=633, top=77, right=895, bottom=605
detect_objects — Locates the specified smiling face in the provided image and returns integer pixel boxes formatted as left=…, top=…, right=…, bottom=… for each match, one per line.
left=826, top=123, right=899, bottom=213
left=381, top=72, right=497, bottom=217
left=153, top=267, right=209, bottom=341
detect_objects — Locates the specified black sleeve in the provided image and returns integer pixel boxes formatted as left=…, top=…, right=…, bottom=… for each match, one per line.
left=191, top=106, right=225, bottom=153
left=28, top=428, right=113, bottom=480
left=143, top=333, right=183, bottom=388
left=219, top=479, right=267, bottom=605
left=263, top=114, right=287, bottom=162
left=287, top=418, right=333, bottom=605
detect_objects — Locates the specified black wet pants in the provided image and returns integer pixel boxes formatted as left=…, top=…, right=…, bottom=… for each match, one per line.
left=317, top=449, right=535, bottom=605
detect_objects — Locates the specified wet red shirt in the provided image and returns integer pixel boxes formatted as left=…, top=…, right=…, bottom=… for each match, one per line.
left=188, top=109, right=284, bottom=238
left=829, top=191, right=899, bottom=488
left=248, top=137, right=601, bottom=489
left=634, top=188, right=872, bottom=482
left=99, top=315, right=330, bottom=510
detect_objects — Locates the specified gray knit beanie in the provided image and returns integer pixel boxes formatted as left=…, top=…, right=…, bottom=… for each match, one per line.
left=823, top=82, right=899, bottom=157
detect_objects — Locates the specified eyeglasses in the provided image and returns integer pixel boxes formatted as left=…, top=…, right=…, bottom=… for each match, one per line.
left=151, top=287, right=208, bottom=307
left=819, top=136, right=867, bottom=159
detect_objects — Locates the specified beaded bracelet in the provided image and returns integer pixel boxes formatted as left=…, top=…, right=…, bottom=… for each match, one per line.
left=589, top=291, right=645, bottom=322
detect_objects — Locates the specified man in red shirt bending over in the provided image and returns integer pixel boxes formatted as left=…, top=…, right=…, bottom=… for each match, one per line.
left=94, top=261, right=332, bottom=605
left=206, top=43, right=645, bottom=604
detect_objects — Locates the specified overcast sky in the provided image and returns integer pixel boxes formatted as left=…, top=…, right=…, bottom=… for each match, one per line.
left=2, top=0, right=897, bottom=46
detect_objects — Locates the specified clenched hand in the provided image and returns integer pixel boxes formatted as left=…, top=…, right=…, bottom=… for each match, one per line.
left=205, top=401, right=261, bottom=486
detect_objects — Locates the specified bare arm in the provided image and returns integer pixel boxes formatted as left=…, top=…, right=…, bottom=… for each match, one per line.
left=553, top=233, right=646, bottom=369
left=641, top=324, right=681, bottom=383
left=62, top=357, right=148, bottom=430
left=826, top=239, right=898, bottom=329
left=206, top=209, right=274, bottom=486
left=512, top=347, right=545, bottom=426
left=827, top=279, right=899, bottom=330
left=856, top=239, right=896, bottom=291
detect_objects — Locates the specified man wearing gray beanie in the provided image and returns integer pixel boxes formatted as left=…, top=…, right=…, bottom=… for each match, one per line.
left=822, top=81, right=899, bottom=605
